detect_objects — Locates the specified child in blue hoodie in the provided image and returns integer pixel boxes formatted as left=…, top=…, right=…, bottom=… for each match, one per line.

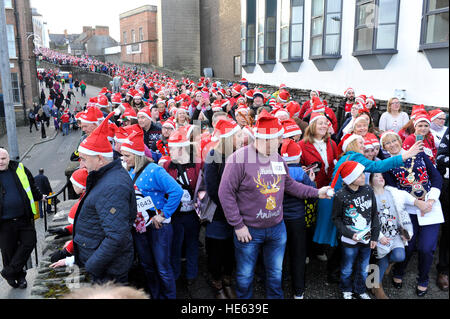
left=281, top=139, right=316, bottom=299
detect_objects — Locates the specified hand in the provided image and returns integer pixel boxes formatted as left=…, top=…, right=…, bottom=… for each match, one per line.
left=379, top=236, right=391, bottom=246
left=421, top=200, right=434, bottom=216
left=402, top=141, right=424, bottom=161
left=370, top=241, right=377, bottom=249
left=308, top=170, right=316, bottom=182
left=152, top=215, right=165, bottom=230
left=352, top=233, right=359, bottom=242
left=235, top=226, right=252, bottom=243
left=318, top=186, right=334, bottom=199
left=50, top=259, right=66, bottom=269
left=42, top=195, right=48, bottom=202
left=415, top=199, right=430, bottom=214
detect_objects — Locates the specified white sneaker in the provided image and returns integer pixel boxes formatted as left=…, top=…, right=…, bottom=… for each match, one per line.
left=316, top=254, right=328, bottom=262
left=294, top=294, right=304, bottom=299
left=358, top=293, right=371, bottom=299
left=305, top=257, right=310, bottom=264
left=343, top=292, right=353, bottom=299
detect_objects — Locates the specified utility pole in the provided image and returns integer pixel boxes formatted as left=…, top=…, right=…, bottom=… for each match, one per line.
left=0, top=0, right=20, bottom=160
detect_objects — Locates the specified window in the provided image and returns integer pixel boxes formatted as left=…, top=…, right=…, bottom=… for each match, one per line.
left=131, top=30, right=136, bottom=43
left=420, top=0, right=449, bottom=48
left=310, top=0, right=342, bottom=58
left=353, top=0, right=400, bottom=54
left=241, top=0, right=256, bottom=66
left=257, top=0, right=277, bottom=63
left=234, top=56, right=242, bottom=76
left=139, top=27, right=144, bottom=41
left=6, top=24, right=16, bottom=58
left=123, top=31, right=127, bottom=45
left=280, top=0, right=304, bottom=61
left=4, top=0, right=12, bottom=8
left=11, top=73, right=20, bottom=105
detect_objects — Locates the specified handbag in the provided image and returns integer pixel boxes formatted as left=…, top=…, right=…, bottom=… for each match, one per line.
left=193, top=169, right=217, bottom=223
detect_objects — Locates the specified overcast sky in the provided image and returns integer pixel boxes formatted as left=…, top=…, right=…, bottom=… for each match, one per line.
left=30, top=0, right=158, bottom=41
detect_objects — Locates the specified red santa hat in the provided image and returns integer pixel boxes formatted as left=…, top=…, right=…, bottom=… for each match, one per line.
left=278, top=90, right=290, bottom=103
left=366, top=96, right=376, bottom=108
left=285, top=101, right=301, bottom=118
left=212, top=119, right=240, bottom=142
left=111, top=93, right=122, bottom=105
left=311, top=90, right=320, bottom=97
left=245, top=89, right=254, bottom=100
left=274, top=108, right=290, bottom=120
left=254, top=109, right=284, bottom=139
left=212, top=100, right=224, bottom=112
left=253, top=90, right=264, bottom=100
left=242, top=125, right=255, bottom=141
left=279, top=83, right=288, bottom=91
left=281, top=139, right=302, bottom=162
left=344, top=88, right=355, bottom=96
left=236, top=104, right=250, bottom=115
left=122, top=107, right=137, bottom=120
left=364, top=135, right=374, bottom=150
left=309, top=112, right=328, bottom=126
left=330, top=161, right=366, bottom=188
left=168, top=128, right=190, bottom=148
left=411, top=104, right=426, bottom=119
left=162, top=117, right=176, bottom=130
left=429, top=109, right=445, bottom=122
left=311, top=97, right=326, bottom=113
left=158, top=156, right=171, bottom=165
left=338, top=133, right=364, bottom=154
left=70, top=168, right=88, bottom=190
left=413, top=112, right=431, bottom=127
left=79, top=107, right=99, bottom=124
left=282, top=119, right=302, bottom=138
left=78, top=112, right=115, bottom=158
left=232, top=84, right=242, bottom=95
left=120, top=130, right=146, bottom=157
left=137, top=106, right=152, bottom=120
left=355, top=95, right=367, bottom=105
left=217, top=88, right=226, bottom=98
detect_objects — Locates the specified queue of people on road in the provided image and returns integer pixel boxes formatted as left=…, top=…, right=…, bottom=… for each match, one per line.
left=28, top=48, right=449, bottom=300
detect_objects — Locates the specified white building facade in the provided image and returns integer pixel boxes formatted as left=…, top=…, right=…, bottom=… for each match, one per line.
left=241, top=0, right=449, bottom=108
left=31, top=8, right=50, bottom=48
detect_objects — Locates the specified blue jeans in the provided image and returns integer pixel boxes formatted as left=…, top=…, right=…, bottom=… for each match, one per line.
left=171, top=211, right=200, bottom=280
left=340, top=245, right=371, bottom=294
left=393, top=214, right=440, bottom=287
left=38, top=200, right=52, bottom=218
left=234, top=222, right=287, bottom=299
left=132, top=224, right=176, bottom=299
left=377, top=247, right=405, bottom=282
left=62, top=123, right=69, bottom=135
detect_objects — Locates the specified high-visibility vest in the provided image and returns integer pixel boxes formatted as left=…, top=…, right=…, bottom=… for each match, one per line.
left=15, top=163, right=38, bottom=216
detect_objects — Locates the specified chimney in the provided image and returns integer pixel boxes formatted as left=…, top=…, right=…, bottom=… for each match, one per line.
left=95, top=26, right=109, bottom=36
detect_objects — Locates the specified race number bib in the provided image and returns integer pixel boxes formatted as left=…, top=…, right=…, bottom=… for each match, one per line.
left=137, top=196, right=155, bottom=213
left=271, top=162, right=286, bottom=175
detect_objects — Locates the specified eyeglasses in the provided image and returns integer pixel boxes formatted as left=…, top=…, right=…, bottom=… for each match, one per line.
left=391, top=102, right=400, bottom=105
left=436, top=117, right=446, bottom=121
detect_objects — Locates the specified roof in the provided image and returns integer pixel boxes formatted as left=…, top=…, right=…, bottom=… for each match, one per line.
left=85, top=35, right=119, bottom=56
left=120, top=5, right=157, bottom=19
left=49, top=34, right=80, bottom=46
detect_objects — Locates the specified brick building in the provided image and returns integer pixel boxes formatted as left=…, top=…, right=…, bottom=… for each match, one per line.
left=120, top=5, right=158, bottom=65
left=1, top=0, right=39, bottom=133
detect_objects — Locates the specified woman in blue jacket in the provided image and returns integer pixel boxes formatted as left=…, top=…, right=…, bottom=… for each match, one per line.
left=314, top=133, right=423, bottom=282
left=121, top=130, right=183, bottom=300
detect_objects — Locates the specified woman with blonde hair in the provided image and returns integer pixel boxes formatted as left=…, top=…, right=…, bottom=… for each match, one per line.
left=203, top=119, right=242, bottom=299
left=379, top=97, right=409, bottom=133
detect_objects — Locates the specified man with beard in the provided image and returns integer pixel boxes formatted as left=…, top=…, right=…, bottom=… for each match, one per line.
left=338, top=88, right=356, bottom=128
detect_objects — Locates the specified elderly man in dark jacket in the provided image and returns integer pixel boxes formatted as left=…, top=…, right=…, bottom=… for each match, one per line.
left=0, top=147, right=43, bottom=289
left=73, top=113, right=137, bottom=284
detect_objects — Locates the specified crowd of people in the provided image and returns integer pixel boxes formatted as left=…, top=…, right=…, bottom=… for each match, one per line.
left=1, top=48, right=448, bottom=300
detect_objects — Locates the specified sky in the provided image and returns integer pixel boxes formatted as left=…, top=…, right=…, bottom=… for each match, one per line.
left=30, top=0, right=158, bottom=41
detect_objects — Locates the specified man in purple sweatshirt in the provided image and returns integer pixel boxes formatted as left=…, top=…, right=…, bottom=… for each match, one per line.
left=218, top=110, right=332, bottom=299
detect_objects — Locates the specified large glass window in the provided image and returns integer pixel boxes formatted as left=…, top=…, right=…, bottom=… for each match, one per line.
left=4, top=0, right=12, bottom=8
left=131, top=30, right=136, bottom=43
left=241, top=0, right=256, bottom=65
left=123, top=31, right=127, bottom=45
left=354, top=0, right=400, bottom=53
left=11, top=73, right=20, bottom=105
left=6, top=24, right=16, bottom=58
left=310, top=0, right=342, bottom=57
left=257, top=0, right=277, bottom=63
left=139, top=27, right=144, bottom=41
left=421, top=0, right=449, bottom=47
left=280, top=0, right=304, bottom=61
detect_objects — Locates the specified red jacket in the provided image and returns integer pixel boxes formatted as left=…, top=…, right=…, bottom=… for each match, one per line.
left=163, top=160, right=203, bottom=195
left=61, top=113, right=70, bottom=124
left=299, top=138, right=338, bottom=188
left=299, top=100, right=312, bottom=119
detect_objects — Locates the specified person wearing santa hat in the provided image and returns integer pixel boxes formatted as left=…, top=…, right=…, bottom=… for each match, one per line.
left=380, top=129, right=443, bottom=297
left=365, top=96, right=381, bottom=127
left=303, top=97, right=338, bottom=134
left=299, top=90, right=320, bottom=119
left=218, top=110, right=333, bottom=299
left=402, top=113, right=437, bottom=165
left=203, top=119, right=242, bottom=299
left=60, top=109, right=71, bottom=136
left=163, top=128, right=204, bottom=287
left=156, top=118, right=176, bottom=158
left=330, top=161, right=380, bottom=299
left=75, top=113, right=138, bottom=284
left=251, top=90, right=265, bottom=114
left=280, top=139, right=316, bottom=299
left=121, top=130, right=183, bottom=299
left=282, top=119, right=302, bottom=143
left=137, top=105, right=162, bottom=152
left=379, top=97, right=410, bottom=133
left=429, top=108, right=448, bottom=147
left=49, top=168, right=88, bottom=267
left=337, top=88, right=356, bottom=128
left=314, top=132, right=423, bottom=284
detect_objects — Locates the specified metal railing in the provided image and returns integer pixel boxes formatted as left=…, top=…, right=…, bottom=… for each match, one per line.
left=43, top=181, right=70, bottom=232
